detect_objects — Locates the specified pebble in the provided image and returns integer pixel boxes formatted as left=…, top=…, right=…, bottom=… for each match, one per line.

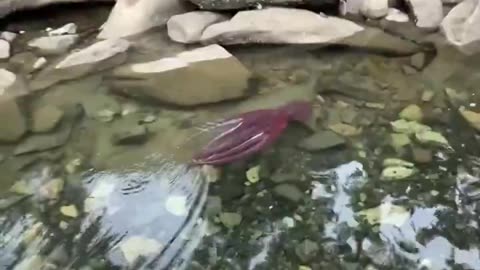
left=381, top=166, right=416, bottom=180
left=219, top=212, right=242, bottom=228
left=390, top=133, right=411, bottom=149
left=165, top=195, right=188, bottom=216
left=399, top=104, right=423, bottom=121
left=246, top=165, right=260, bottom=183
left=415, top=130, right=450, bottom=147
left=60, top=204, right=79, bottom=218
left=273, top=184, right=304, bottom=202
left=421, top=90, right=434, bottom=102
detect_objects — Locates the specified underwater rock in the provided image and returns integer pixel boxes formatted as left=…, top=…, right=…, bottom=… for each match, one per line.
left=9, top=52, right=41, bottom=73
left=14, top=105, right=82, bottom=155
left=410, top=52, right=426, bottom=70
left=28, top=35, right=78, bottom=55
left=405, top=0, right=443, bottom=30
left=0, top=98, right=27, bottom=143
left=38, top=178, right=64, bottom=200
left=445, top=87, right=469, bottom=108
left=383, top=158, right=414, bottom=168
left=295, top=239, right=319, bottom=263
left=10, top=180, right=34, bottom=195
left=415, top=130, right=450, bottom=147
left=98, top=0, right=192, bottom=39
left=358, top=202, right=410, bottom=225
left=381, top=166, right=416, bottom=180
left=421, top=90, right=434, bottom=102
left=390, top=133, right=411, bottom=149
left=360, top=0, right=389, bottom=19
left=273, top=183, right=304, bottom=202
left=110, top=44, right=251, bottom=106
left=0, top=39, right=10, bottom=59
left=219, top=212, right=242, bottom=228
left=167, top=11, right=229, bottom=44
left=390, top=119, right=431, bottom=134
left=205, top=196, right=222, bottom=217
left=48, top=23, right=77, bottom=36
left=31, top=39, right=130, bottom=90
left=246, top=165, right=261, bottom=183
left=412, top=147, right=432, bottom=163
left=111, top=125, right=148, bottom=145
left=399, top=104, right=423, bottom=121
left=298, top=130, right=346, bottom=151
left=60, top=204, right=79, bottom=218
left=459, top=107, right=480, bottom=132
left=119, top=236, right=163, bottom=265
left=165, top=195, right=188, bottom=216
left=32, top=105, right=64, bottom=133
left=199, top=7, right=364, bottom=45
left=328, top=123, right=361, bottom=137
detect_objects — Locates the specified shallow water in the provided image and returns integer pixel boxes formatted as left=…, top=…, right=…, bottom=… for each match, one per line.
left=2, top=4, right=480, bottom=270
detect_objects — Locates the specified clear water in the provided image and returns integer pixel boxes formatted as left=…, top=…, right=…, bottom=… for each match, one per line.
left=2, top=4, right=480, bottom=270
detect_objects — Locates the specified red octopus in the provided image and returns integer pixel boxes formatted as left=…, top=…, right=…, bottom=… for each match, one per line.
left=192, top=101, right=313, bottom=166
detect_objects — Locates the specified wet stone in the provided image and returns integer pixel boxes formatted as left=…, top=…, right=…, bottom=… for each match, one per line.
left=111, top=125, right=148, bottom=145
left=412, top=147, right=432, bottom=163
left=402, top=65, right=417, bottom=75
left=219, top=212, right=242, bottom=229
left=273, top=184, right=304, bottom=202
left=295, top=239, right=319, bottom=263
left=410, top=52, right=426, bottom=70
left=298, top=130, right=346, bottom=151
left=32, top=106, right=64, bottom=133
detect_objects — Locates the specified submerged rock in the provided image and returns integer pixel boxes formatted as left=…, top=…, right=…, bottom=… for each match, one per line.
left=412, top=147, right=432, bottom=163
left=167, top=11, right=229, bottom=43
left=31, top=39, right=130, bottom=90
left=405, top=0, right=443, bottom=30
left=9, top=52, right=40, bottom=73
left=390, top=119, right=431, bottom=134
left=410, top=52, right=426, bottom=70
left=415, top=130, right=450, bottom=147
left=219, top=212, right=242, bottom=228
left=111, top=125, right=148, bottom=145
left=329, top=123, right=361, bottom=136
left=385, top=8, right=409, bottom=22
left=295, top=239, right=319, bottom=263
left=273, top=184, right=304, bottom=202
left=246, top=165, right=260, bottom=183
left=459, top=107, right=480, bottom=131
left=60, top=204, right=79, bottom=218
left=381, top=166, right=416, bottom=180
left=119, top=236, right=163, bottom=265
left=28, top=35, right=78, bottom=55
left=441, top=0, right=480, bottom=54
left=199, top=7, right=364, bottom=45
left=98, top=0, right=192, bottom=39
left=0, top=98, right=27, bottom=142
left=390, top=133, right=411, bottom=149
left=32, top=105, right=64, bottom=133
left=298, top=130, right=346, bottom=151
left=110, top=44, right=251, bottom=106
left=399, top=104, right=423, bottom=121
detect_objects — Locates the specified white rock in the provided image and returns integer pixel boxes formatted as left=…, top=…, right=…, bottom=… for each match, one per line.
left=48, top=22, right=77, bottom=36
left=28, top=34, right=78, bottom=54
left=119, top=236, right=163, bottom=264
left=406, top=0, right=443, bottom=29
left=56, top=38, right=130, bottom=69
left=339, top=0, right=364, bottom=16
left=33, top=57, right=47, bottom=70
left=441, top=0, right=480, bottom=54
left=167, top=11, right=229, bottom=43
left=0, top=39, right=10, bottom=59
left=1, top=31, right=17, bottom=42
left=360, top=0, right=389, bottom=19
left=0, top=69, right=16, bottom=95
left=201, top=7, right=364, bottom=45
left=98, top=0, right=190, bottom=39
left=385, top=8, right=409, bottom=22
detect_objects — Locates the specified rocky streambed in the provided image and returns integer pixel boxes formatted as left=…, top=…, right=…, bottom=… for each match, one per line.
left=1, top=1, right=480, bottom=270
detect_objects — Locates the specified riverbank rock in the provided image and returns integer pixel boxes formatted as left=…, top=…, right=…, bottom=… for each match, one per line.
left=0, top=98, right=27, bottom=143
left=189, top=0, right=337, bottom=10
left=30, top=39, right=130, bottom=90
left=0, top=39, right=10, bottom=59
left=441, top=0, right=480, bottom=55
left=167, top=11, right=229, bottom=44
left=109, top=44, right=251, bottom=106
left=98, top=0, right=192, bottom=39
left=200, top=7, right=364, bottom=45
left=405, top=0, right=443, bottom=30
left=28, top=35, right=78, bottom=55
left=361, top=0, right=389, bottom=19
